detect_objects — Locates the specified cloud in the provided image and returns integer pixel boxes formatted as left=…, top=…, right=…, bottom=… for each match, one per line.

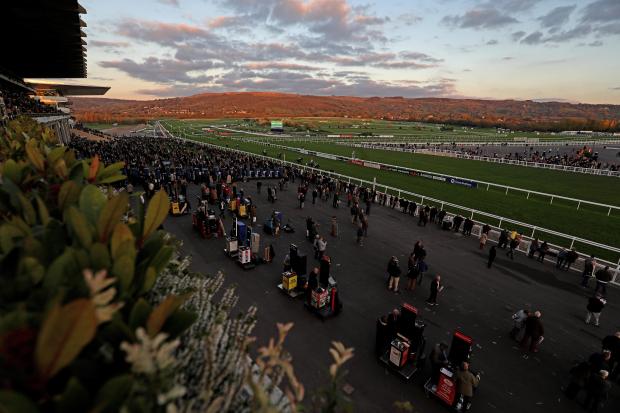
left=588, top=40, right=603, bottom=46
left=511, top=31, right=526, bottom=41
left=520, top=31, right=543, bottom=45
left=157, top=0, right=179, bottom=5
left=538, top=5, right=576, bottom=29
left=99, top=57, right=216, bottom=84
left=502, top=56, right=514, bottom=61
left=486, top=39, right=498, bottom=45
left=581, top=0, right=620, bottom=23
left=611, top=86, right=620, bottom=91
left=442, top=8, right=518, bottom=29
left=90, top=40, right=130, bottom=48
left=243, top=62, right=320, bottom=71
left=399, top=13, right=422, bottom=26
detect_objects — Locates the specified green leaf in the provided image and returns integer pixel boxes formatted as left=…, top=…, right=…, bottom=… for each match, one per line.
left=98, top=175, right=126, bottom=185
left=0, top=390, right=40, bottom=413
left=112, top=254, right=134, bottom=295
left=148, top=245, right=174, bottom=274
left=17, top=193, right=36, bottom=226
left=128, top=298, right=152, bottom=331
left=110, top=223, right=134, bottom=260
left=18, top=257, right=45, bottom=285
left=1, top=159, right=22, bottom=183
left=58, top=181, right=80, bottom=211
left=79, top=185, right=106, bottom=226
left=142, top=190, right=169, bottom=240
left=90, top=242, right=111, bottom=271
left=140, top=266, right=157, bottom=294
left=47, top=146, right=66, bottom=164
left=146, top=294, right=188, bottom=337
left=35, top=299, right=98, bottom=380
left=25, top=139, right=45, bottom=172
left=66, top=207, right=93, bottom=248
left=53, top=377, right=89, bottom=413
left=93, top=374, right=133, bottom=413
left=97, top=192, right=128, bottom=243
left=34, top=195, right=50, bottom=226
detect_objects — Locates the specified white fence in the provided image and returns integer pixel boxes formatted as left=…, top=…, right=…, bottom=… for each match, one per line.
left=227, top=138, right=620, bottom=216
left=338, top=142, right=620, bottom=177
left=157, top=121, right=620, bottom=285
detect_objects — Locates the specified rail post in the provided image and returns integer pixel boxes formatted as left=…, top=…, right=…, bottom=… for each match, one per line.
left=550, top=196, right=554, bottom=205
left=577, top=201, right=581, bottom=210
left=608, top=207, right=612, bottom=217
left=570, top=237, right=575, bottom=249
left=531, top=227, right=536, bottom=238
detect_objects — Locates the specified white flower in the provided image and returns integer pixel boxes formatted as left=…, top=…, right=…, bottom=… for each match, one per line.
left=120, top=327, right=181, bottom=375
left=157, top=384, right=186, bottom=405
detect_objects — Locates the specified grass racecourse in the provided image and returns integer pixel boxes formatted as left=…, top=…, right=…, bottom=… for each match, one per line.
left=160, top=119, right=620, bottom=261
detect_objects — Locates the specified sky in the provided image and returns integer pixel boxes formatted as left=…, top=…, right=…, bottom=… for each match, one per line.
left=33, top=0, right=620, bottom=103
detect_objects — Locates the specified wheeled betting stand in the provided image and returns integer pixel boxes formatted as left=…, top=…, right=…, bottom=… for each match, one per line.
left=377, top=303, right=427, bottom=380
left=303, top=276, right=342, bottom=321
left=277, top=244, right=307, bottom=298
left=424, top=330, right=481, bottom=411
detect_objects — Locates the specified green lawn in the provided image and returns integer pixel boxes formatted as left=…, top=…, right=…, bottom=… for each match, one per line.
left=260, top=140, right=620, bottom=207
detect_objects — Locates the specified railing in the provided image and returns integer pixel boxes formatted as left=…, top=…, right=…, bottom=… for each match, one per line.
left=157, top=121, right=620, bottom=285
left=337, top=142, right=620, bottom=177
left=224, top=137, right=620, bottom=216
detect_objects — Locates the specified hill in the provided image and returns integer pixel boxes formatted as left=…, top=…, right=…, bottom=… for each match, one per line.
left=72, top=92, right=620, bottom=131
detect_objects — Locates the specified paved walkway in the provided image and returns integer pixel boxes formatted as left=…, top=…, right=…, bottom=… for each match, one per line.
left=165, top=181, right=619, bottom=413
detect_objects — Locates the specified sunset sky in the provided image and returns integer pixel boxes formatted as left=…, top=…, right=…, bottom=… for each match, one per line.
left=38, top=0, right=620, bottom=103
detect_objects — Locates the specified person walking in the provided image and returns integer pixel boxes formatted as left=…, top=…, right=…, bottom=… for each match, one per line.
left=426, top=274, right=443, bottom=306
left=406, top=252, right=417, bottom=291
left=298, top=191, right=305, bottom=209
left=520, top=311, right=544, bottom=353
left=506, top=235, right=520, bottom=260
left=487, top=246, right=497, bottom=268
left=387, top=256, right=402, bottom=294
left=585, top=294, right=607, bottom=327
left=594, top=266, right=612, bottom=296
left=330, top=216, right=338, bottom=237
left=479, top=232, right=487, bottom=250
left=537, top=241, right=549, bottom=262
left=317, top=236, right=327, bottom=260
left=455, top=362, right=480, bottom=412
left=510, top=308, right=530, bottom=340
left=582, top=370, right=611, bottom=413
left=356, top=223, right=364, bottom=246
left=528, top=238, right=539, bottom=258
left=581, top=255, right=597, bottom=287
left=312, top=188, right=318, bottom=205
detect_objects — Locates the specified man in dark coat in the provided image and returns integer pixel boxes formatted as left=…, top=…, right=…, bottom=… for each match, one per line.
left=520, top=311, right=544, bottom=352
left=583, top=370, right=611, bottom=413
left=426, top=274, right=442, bottom=306
left=487, top=246, right=497, bottom=268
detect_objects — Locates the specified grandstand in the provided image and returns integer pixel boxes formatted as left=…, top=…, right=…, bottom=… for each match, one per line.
left=0, top=0, right=109, bottom=143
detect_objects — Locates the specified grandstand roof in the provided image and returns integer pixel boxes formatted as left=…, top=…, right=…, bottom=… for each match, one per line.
left=1, top=0, right=87, bottom=78
left=27, top=82, right=110, bottom=96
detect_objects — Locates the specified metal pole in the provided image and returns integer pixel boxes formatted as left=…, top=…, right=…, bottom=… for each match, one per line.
left=570, top=237, right=575, bottom=249
left=550, top=196, right=554, bottom=205
left=577, top=201, right=581, bottom=210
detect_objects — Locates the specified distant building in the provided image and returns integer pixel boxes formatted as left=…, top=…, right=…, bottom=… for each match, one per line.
left=271, top=120, right=284, bottom=132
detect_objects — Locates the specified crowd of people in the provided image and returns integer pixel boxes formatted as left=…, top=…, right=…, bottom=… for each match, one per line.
left=0, top=87, right=59, bottom=120
left=352, top=142, right=619, bottom=171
